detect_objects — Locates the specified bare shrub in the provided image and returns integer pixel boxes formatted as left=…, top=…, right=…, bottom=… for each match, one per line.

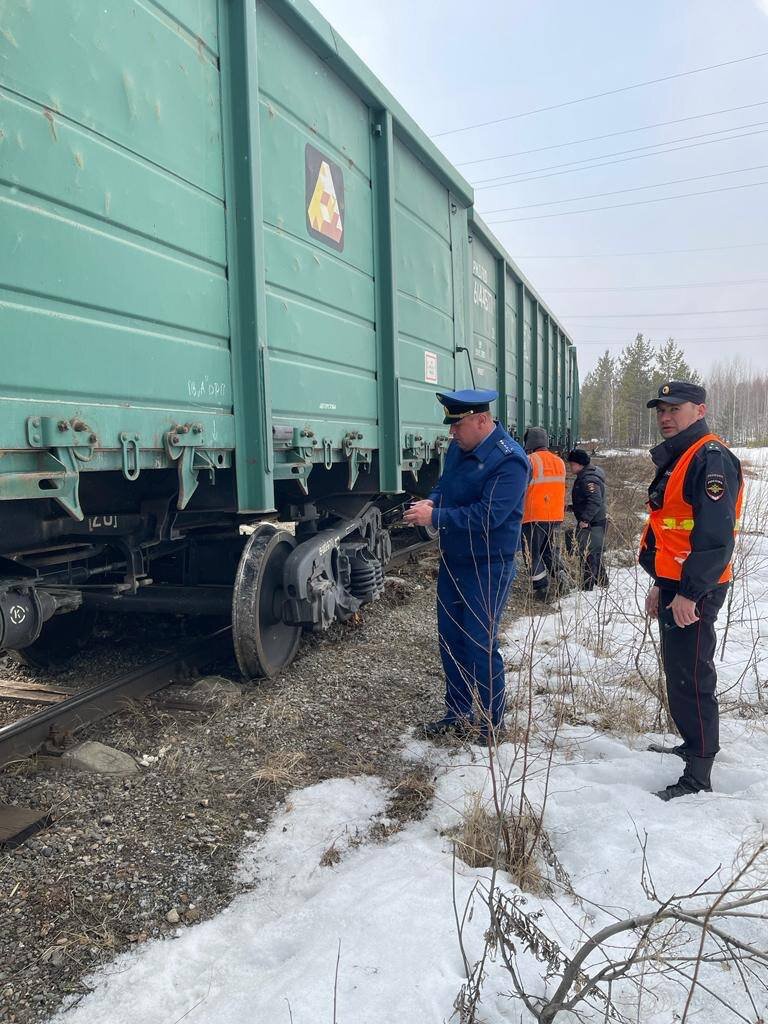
left=449, top=791, right=548, bottom=895
left=319, top=843, right=342, bottom=868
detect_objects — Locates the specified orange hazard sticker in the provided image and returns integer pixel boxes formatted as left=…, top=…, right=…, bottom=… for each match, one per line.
left=306, top=144, right=344, bottom=251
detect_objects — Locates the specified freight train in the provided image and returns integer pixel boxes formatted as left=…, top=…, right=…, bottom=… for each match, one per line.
left=0, top=0, right=578, bottom=677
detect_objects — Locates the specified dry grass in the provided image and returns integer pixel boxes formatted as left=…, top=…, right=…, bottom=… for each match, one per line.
left=242, top=751, right=306, bottom=794
left=449, top=791, right=548, bottom=894
left=319, top=843, right=342, bottom=868
left=386, top=767, right=436, bottom=823
left=595, top=454, right=652, bottom=553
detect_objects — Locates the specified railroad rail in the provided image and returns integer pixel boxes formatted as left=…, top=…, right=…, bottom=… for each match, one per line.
left=0, top=539, right=433, bottom=774
left=388, top=538, right=437, bottom=568
left=0, top=628, right=232, bottom=774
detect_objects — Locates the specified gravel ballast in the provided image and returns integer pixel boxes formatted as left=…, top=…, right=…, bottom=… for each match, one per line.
left=0, top=554, right=457, bottom=1023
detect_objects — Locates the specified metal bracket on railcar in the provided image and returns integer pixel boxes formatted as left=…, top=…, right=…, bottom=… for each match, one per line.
left=434, top=434, right=452, bottom=474
left=272, top=426, right=317, bottom=494
left=403, top=433, right=432, bottom=482
left=342, top=431, right=371, bottom=489
left=165, top=424, right=216, bottom=510
left=23, top=416, right=98, bottom=521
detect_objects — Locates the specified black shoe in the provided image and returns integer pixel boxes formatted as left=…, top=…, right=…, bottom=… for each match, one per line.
left=655, top=755, right=714, bottom=800
left=655, top=778, right=711, bottom=801
left=418, top=717, right=471, bottom=739
left=647, top=742, right=689, bottom=760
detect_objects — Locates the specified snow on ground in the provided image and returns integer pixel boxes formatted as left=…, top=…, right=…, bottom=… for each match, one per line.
left=52, top=454, right=768, bottom=1024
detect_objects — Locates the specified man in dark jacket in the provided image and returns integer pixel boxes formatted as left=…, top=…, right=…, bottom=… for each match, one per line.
left=404, top=388, right=529, bottom=743
left=565, top=449, right=608, bottom=590
left=640, top=380, right=743, bottom=801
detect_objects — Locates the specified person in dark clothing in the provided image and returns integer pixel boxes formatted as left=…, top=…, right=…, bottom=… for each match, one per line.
left=565, top=448, right=608, bottom=590
left=404, top=388, right=529, bottom=743
left=640, top=380, right=743, bottom=801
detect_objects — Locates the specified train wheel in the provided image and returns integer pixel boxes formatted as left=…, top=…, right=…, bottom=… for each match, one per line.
left=9, top=606, right=98, bottom=672
left=416, top=523, right=439, bottom=542
left=232, top=525, right=301, bottom=679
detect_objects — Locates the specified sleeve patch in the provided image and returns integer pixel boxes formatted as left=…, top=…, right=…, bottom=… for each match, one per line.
left=705, top=473, right=725, bottom=501
left=586, top=482, right=596, bottom=492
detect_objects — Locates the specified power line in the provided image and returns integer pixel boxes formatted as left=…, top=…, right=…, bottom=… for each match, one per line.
left=547, top=278, right=768, bottom=292
left=486, top=178, right=768, bottom=223
left=515, top=243, right=768, bottom=259
left=564, top=307, right=768, bottom=317
left=565, top=323, right=768, bottom=332
left=482, top=163, right=768, bottom=214
left=456, top=100, right=768, bottom=167
left=474, top=120, right=768, bottom=187
left=576, top=336, right=766, bottom=345
left=474, top=126, right=768, bottom=192
left=432, top=51, right=768, bottom=138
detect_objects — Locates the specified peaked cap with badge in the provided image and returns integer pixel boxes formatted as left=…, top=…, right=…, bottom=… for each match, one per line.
left=436, top=388, right=497, bottom=425
left=647, top=380, right=706, bottom=408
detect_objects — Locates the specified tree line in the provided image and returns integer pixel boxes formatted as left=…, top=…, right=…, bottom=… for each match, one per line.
left=579, top=337, right=768, bottom=447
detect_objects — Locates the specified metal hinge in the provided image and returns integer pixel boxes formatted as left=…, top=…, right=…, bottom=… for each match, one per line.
left=342, top=431, right=370, bottom=489
left=24, top=417, right=99, bottom=521
left=165, top=424, right=215, bottom=510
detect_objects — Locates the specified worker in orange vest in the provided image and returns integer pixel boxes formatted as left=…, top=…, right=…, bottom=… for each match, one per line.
left=640, top=381, right=743, bottom=801
left=521, top=427, right=567, bottom=601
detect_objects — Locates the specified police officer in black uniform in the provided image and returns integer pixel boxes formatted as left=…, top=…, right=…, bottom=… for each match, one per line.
left=566, top=448, right=608, bottom=590
left=404, top=388, right=529, bottom=743
left=640, top=381, right=743, bottom=800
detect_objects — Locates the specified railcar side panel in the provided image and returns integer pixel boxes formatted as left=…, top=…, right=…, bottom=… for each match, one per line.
left=256, top=4, right=379, bottom=448
left=393, top=141, right=460, bottom=440
left=469, top=237, right=500, bottom=399
left=504, top=273, right=519, bottom=432
left=0, top=1, right=231, bottom=423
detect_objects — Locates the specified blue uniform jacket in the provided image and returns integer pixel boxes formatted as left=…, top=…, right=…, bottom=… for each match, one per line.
left=428, top=423, right=530, bottom=564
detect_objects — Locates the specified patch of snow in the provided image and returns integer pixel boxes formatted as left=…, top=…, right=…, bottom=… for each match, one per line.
left=51, top=458, right=768, bottom=1024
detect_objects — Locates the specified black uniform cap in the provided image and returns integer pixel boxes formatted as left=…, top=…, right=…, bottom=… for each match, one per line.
left=566, top=448, right=590, bottom=466
left=647, top=380, right=706, bottom=408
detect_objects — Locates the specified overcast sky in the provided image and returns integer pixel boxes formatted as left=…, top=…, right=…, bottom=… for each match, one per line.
left=310, top=0, right=768, bottom=379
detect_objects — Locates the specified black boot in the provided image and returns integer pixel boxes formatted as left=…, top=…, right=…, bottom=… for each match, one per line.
left=655, top=756, right=713, bottom=801
left=418, top=717, right=471, bottom=740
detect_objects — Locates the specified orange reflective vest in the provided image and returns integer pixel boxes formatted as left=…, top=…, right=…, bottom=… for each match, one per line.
left=640, top=432, right=743, bottom=583
left=522, top=450, right=566, bottom=524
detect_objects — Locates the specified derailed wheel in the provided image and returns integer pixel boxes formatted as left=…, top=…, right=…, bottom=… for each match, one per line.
left=416, top=523, right=438, bottom=543
left=232, top=526, right=301, bottom=679
left=9, top=606, right=97, bottom=672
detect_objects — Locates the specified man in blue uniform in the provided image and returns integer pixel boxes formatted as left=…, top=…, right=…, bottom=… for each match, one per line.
left=404, top=389, right=530, bottom=742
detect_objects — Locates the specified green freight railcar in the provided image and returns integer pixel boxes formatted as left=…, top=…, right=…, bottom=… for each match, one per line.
left=0, top=0, right=578, bottom=676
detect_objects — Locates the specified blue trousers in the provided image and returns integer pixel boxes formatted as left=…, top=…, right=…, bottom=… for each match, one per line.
left=436, top=558, right=516, bottom=727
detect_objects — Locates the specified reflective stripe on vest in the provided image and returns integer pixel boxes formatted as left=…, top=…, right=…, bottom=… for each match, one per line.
left=639, top=432, right=744, bottom=584
left=522, top=450, right=567, bottom=524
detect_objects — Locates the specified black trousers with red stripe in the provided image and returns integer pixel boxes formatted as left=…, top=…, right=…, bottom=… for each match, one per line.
left=658, top=585, right=728, bottom=758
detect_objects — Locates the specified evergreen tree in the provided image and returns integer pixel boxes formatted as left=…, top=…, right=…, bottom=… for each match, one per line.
left=616, top=334, right=656, bottom=446
left=579, top=350, right=616, bottom=442
left=653, top=338, right=701, bottom=388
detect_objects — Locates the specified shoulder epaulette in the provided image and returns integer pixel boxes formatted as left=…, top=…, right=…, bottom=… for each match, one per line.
left=496, top=437, right=515, bottom=455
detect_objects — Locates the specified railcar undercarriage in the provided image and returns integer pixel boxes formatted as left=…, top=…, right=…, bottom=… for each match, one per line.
left=0, top=466, right=431, bottom=677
